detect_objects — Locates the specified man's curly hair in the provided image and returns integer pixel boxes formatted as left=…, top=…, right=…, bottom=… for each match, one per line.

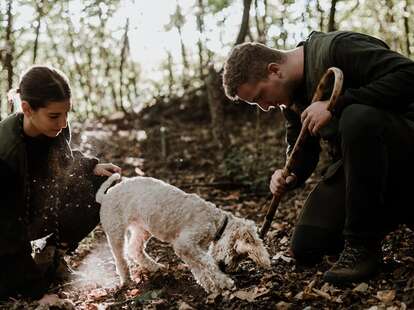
left=223, top=42, right=285, bottom=100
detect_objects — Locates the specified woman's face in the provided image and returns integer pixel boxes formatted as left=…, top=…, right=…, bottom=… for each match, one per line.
left=23, top=100, right=71, bottom=137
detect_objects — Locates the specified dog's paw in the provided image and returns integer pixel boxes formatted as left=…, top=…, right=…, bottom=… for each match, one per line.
left=138, top=262, right=165, bottom=275
left=218, top=276, right=234, bottom=291
left=145, top=262, right=165, bottom=273
left=120, top=277, right=134, bottom=288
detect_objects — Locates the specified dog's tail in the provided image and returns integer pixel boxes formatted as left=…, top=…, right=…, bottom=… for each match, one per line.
left=96, top=173, right=121, bottom=204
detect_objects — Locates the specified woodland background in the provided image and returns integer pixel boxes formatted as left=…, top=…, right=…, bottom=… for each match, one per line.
left=1, top=1, right=414, bottom=309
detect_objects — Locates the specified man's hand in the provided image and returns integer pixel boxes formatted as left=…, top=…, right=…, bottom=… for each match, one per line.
left=93, top=163, right=122, bottom=177
left=270, top=169, right=297, bottom=195
left=301, top=100, right=332, bottom=135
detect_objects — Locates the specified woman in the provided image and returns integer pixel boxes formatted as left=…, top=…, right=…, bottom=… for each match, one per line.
left=0, top=65, right=121, bottom=299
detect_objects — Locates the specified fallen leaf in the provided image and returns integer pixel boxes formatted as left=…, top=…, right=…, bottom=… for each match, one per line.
left=273, top=252, right=294, bottom=263
left=178, top=301, right=195, bottom=310
left=312, top=288, right=331, bottom=300
left=353, top=282, right=369, bottom=293
left=37, top=293, right=76, bottom=309
left=127, top=288, right=140, bottom=297
left=376, top=290, right=396, bottom=303
left=279, top=236, right=289, bottom=245
left=206, top=292, right=220, bottom=304
left=37, top=294, right=61, bottom=305
left=231, top=287, right=270, bottom=302
left=276, top=301, right=291, bottom=309
left=88, top=288, right=108, bottom=300
left=85, top=304, right=99, bottom=310
left=222, top=192, right=240, bottom=201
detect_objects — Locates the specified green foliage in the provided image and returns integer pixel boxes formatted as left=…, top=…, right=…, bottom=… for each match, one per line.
left=221, top=146, right=270, bottom=193
left=1, top=0, right=414, bottom=119
left=165, top=4, right=186, bottom=31
left=207, top=0, right=232, bottom=13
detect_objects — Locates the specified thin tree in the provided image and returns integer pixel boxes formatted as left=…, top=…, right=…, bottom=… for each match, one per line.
left=196, top=0, right=206, bottom=80
left=119, top=18, right=130, bottom=114
left=404, top=0, right=411, bottom=56
left=33, top=0, right=45, bottom=64
left=235, top=0, right=253, bottom=45
left=4, top=0, right=14, bottom=114
left=328, top=0, right=338, bottom=32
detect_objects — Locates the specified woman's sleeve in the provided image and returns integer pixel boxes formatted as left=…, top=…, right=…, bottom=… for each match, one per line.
left=61, top=125, right=99, bottom=174
left=0, top=160, right=50, bottom=299
left=72, top=150, right=99, bottom=174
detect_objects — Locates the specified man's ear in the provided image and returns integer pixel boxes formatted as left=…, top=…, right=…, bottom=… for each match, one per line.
left=267, top=63, right=281, bottom=78
left=21, top=101, right=33, bottom=117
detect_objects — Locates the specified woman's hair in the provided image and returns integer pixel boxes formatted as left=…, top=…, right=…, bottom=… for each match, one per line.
left=14, top=65, right=71, bottom=110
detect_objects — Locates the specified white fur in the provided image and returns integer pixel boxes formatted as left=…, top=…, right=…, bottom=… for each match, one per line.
left=96, top=173, right=271, bottom=293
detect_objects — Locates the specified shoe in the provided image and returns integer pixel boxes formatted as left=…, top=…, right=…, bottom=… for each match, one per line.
left=33, top=246, right=72, bottom=282
left=323, top=239, right=382, bottom=285
left=53, top=249, right=72, bottom=282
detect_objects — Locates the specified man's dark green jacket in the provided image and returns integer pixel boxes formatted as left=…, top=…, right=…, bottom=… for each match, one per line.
left=283, top=31, right=414, bottom=184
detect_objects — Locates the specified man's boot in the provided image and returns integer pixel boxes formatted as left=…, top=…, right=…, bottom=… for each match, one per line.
left=323, top=239, right=382, bottom=284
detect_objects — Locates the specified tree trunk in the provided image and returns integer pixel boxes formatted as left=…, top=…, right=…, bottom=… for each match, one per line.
left=166, top=51, right=175, bottom=96
left=328, top=0, right=338, bottom=32
left=235, top=0, right=253, bottom=45
left=254, top=0, right=266, bottom=43
left=177, top=25, right=190, bottom=90
left=5, top=0, right=14, bottom=115
left=196, top=0, right=206, bottom=80
left=206, top=65, right=229, bottom=151
left=385, top=0, right=399, bottom=50
left=65, top=13, right=91, bottom=115
left=404, top=0, right=411, bottom=56
left=119, top=18, right=130, bottom=115
left=316, top=0, right=325, bottom=31
left=33, top=0, right=44, bottom=64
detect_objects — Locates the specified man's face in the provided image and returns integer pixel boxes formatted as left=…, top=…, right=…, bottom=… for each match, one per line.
left=237, top=70, right=294, bottom=111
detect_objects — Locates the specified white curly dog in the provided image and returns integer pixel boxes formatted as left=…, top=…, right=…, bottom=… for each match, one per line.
left=96, top=173, right=271, bottom=293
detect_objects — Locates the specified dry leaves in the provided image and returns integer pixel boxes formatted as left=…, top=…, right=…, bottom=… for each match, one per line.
left=273, top=251, right=294, bottom=263
left=231, top=286, right=270, bottom=302
left=353, top=282, right=369, bottom=293
left=376, top=290, right=396, bottom=303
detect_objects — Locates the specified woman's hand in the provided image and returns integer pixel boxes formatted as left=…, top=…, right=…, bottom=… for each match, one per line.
left=301, top=100, right=332, bottom=136
left=93, top=163, right=122, bottom=177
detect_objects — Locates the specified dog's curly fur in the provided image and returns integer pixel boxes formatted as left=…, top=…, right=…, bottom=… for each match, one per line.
left=96, top=173, right=271, bottom=293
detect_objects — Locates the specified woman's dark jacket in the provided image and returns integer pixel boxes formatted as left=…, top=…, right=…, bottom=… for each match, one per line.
left=0, top=112, right=98, bottom=298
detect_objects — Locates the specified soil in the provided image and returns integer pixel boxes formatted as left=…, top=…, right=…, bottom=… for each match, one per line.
left=2, top=101, right=414, bottom=309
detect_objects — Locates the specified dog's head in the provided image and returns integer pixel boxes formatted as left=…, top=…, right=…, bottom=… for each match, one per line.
left=210, top=215, right=271, bottom=272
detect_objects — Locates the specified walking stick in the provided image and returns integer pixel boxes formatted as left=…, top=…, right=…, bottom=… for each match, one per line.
left=259, top=67, right=344, bottom=239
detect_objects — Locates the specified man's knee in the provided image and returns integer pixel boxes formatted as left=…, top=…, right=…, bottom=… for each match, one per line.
left=339, top=104, right=385, bottom=144
left=291, top=225, right=343, bottom=265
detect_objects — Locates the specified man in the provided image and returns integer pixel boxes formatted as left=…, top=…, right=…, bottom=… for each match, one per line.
left=222, top=31, right=414, bottom=284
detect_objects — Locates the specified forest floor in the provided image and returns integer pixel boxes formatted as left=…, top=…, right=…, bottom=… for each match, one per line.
left=2, top=100, right=414, bottom=310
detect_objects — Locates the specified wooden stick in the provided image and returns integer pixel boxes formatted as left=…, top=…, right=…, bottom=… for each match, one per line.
left=259, top=67, right=344, bottom=239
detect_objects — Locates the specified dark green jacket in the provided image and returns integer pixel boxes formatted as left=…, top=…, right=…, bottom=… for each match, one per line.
left=0, top=112, right=100, bottom=299
left=283, top=31, right=414, bottom=184
left=0, top=113, right=98, bottom=254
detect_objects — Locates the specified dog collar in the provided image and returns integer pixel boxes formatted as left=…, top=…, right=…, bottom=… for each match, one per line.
left=214, top=215, right=228, bottom=241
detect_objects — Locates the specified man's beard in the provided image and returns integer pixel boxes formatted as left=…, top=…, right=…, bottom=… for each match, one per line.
left=284, top=77, right=303, bottom=106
